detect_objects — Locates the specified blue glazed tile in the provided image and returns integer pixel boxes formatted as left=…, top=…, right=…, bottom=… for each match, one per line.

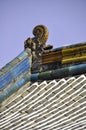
left=0, top=57, right=31, bottom=90
left=11, top=58, right=30, bottom=78
left=6, top=59, right=19, bottom=68
left=0, top=72, right=13, bottom=90
left=16, top=78, right=25, bottom=87
left=17, top=51, right=28, bottom=60
left=0, top=74, right=31, bottom=103
left=0, top=51, right=28, bottom=77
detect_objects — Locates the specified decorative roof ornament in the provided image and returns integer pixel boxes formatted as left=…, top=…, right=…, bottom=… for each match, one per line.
left=24, top=25, right=53, bottom=72
left=24, top=25, right=53, bottom=51
left=33, top=25, right=49, bottom=44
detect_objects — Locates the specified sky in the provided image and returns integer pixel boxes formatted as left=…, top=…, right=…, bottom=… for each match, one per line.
left=0, top=0, right=86, bottom=68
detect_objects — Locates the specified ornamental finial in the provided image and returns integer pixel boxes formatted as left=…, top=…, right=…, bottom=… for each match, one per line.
left=32, top=25, right=49, bottom=44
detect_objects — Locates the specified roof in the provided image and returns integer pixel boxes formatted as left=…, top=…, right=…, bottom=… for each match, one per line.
left=0, top=74, right=86, bottom=129
left=1, top=43, right=86, bottom=103
left=0, top=25, right=86, bottom=129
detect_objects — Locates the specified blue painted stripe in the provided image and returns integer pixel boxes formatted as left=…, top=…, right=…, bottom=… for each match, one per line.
left=0, top=74, right=31, bottom=103
left=0, top=51, right=26, bottom=75
left=0, top=57, right=31, bottom=90
left=11, top=58, right=30, bottom=78
left=0, top=49, right=31, bottom=77
left=0, top=71, right=13, bottom=90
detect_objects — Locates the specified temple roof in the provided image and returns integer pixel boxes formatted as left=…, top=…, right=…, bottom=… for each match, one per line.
left=0, top=75, right=86, bottom=129
left=0, top=25, right=86, bottom=129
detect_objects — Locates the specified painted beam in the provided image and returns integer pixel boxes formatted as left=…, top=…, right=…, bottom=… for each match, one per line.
left=31, top=63, right=86, bottom=81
